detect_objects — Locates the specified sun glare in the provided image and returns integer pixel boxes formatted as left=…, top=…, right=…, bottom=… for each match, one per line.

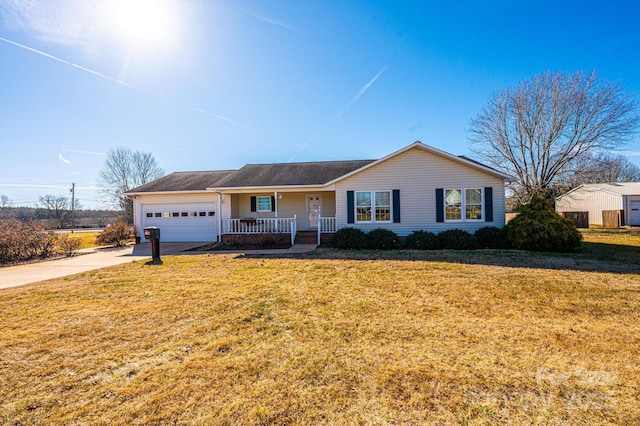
left=101, top=0, right=181, bottom=50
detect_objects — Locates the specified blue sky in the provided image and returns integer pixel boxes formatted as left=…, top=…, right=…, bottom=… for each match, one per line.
left=1, top=0, right=639, bottom=209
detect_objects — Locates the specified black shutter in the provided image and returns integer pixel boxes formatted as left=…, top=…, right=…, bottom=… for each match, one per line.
left=436, top=189, right=444, bottom=223
left=484, top=187, right=493, bottom=222
left=250, top=196, right=257, bottom=212
left=271, top=196, right=276, bottom=212
left=392, top=189, right=400, bottom=223
left=347, top=191, right=355, bottom=224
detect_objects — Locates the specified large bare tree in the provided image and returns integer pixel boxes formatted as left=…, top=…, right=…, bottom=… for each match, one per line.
left=469, top=71, right=640, bottom=205
left=97, top=147, right=164, bottom=223
left=564, top=153, right=640, bottom=187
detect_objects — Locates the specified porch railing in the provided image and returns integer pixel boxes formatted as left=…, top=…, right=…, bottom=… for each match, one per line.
left=317, top=216, right=337, bottom=245
left=221, top=217, right=295, bottom=234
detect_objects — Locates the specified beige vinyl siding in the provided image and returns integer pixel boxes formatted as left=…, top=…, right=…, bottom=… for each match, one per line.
left=221, top=194, right=232, bottom=219
left=237, top=193, right=275, bottom=219
left=556, top=186, right=623, bottom=226
left=235, top=191, right=335, bottom=222
left=132, top=192, right=217, bottom=238
left=335, top=146, right=506, bottom=235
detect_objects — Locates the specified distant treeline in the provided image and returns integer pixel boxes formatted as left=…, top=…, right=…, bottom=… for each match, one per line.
left=0, top=207, right=121, bottom=229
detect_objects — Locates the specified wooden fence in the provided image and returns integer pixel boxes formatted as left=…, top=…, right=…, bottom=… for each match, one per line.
left=602, top=210, right=625, bottom=228
left=560, top=211, right=589, bottom=228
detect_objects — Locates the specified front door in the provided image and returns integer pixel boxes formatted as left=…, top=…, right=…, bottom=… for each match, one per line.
left=307, top=194, right=322, bottom=228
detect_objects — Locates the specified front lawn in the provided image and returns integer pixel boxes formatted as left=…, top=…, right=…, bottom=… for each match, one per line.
left=0, top=233, right=639, bottom=424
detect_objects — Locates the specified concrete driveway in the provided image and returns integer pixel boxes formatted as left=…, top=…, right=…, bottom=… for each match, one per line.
left=0, top=243, right=205, bottom=290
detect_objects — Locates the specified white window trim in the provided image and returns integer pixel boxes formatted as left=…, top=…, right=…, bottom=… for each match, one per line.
left=444, top=188, right=484, bottom=222
left=257, top=196, right=272, bottom=212
left=355, top=190, right=392, bottom=224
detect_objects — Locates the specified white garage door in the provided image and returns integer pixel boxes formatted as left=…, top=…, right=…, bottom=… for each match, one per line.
left=630, top=202, right=640, bottom=226
left=141, top=203, right=216, bottom=242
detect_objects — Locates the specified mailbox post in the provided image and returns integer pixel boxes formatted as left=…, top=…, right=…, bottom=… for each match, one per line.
left=143, top=226, right=162, bottom=264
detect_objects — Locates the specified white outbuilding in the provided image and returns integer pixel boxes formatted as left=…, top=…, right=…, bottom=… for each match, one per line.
left=555, top=182, right=640, bottom=226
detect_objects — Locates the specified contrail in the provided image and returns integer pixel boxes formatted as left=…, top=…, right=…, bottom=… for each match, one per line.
left=0, top=36, right=129, bottom=86
left=64, top=149, right=107, bottom=156
left=192, top=107, right=256, bottom=131
left=243, top=10, right=299, bottom=32
left=58, top=153, right=71, bottom=164
left=337, top=65, right=388, bottom=118
left=288, top=133, right=319, bottom=162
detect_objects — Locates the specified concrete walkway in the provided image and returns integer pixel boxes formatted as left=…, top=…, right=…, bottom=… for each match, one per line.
left=0, top=243, right=317, bottom=290
left=0, top=243, right=203, bottom=290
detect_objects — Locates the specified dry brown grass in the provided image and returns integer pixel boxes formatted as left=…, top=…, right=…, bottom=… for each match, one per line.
left=1, top=237, right=639, bottom=424
left=57, top=231, right=102, bottom=249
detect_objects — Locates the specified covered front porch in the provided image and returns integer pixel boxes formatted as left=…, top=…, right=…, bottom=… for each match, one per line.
left=217, top=190, right=337, bottom=245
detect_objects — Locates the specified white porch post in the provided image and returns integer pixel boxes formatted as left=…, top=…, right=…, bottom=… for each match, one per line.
left=274, top=191, right=278, bottom=232
left=217, top=192, right=222, bottom=242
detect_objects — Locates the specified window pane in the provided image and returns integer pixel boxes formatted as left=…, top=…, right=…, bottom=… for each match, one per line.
left=355, top=192, right=371, bottom=221
left=466, top=188, right=482, bottom=204
left=446, top=205, right=461, bottom=220
left=375, top=191, right=391, bottom=221
left=465, top=188, right=482, bottom=220
left=356, top=192, right=371, bottom=206
left=445, top=189, right=462, bottom=220
left=466, top=204, right=482, bottom=220
left=257, top=196, right=271, bottom=212
left=445, top=189, right=461, bottom=205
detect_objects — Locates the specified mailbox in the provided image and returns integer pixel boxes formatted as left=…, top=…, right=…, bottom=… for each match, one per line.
left=144, top=227, right=160, bottom=241
left=143, top=226, right=162, bottom=264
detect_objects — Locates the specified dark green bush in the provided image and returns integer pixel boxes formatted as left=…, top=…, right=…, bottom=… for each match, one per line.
left=438, top=229, right=478, bottom=250
left=365, top=228, right=400, bottom=250
left=505, top=196, right=582, bottom=252
left=474, top=226, right=511, bottom=249
left=405, top=230, right=440, bottom=250
left=328, top=227, right=367, bottom=249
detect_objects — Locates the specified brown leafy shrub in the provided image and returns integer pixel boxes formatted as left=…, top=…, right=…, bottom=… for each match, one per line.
left=0, top=219, right=60, bottom=263
left=96, top=222, right=135, bottom=247
left=58, top=235, right=83, bottom=256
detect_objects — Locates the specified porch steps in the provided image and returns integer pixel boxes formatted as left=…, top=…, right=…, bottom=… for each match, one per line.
left=294, top=231, right=317, bottom=245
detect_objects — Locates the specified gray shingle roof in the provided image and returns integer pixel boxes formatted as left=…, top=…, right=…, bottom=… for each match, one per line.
left=212, top=160, right=376, bottom=188
left=127, top=170, right=235, bottom=193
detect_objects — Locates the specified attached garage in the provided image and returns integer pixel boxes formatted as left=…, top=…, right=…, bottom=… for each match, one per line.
left=141, top=203, right=216, bottom=242
left=126, top=170, right=234, bottom=243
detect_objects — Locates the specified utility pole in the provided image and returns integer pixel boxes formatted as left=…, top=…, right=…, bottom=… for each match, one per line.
left=70, top=182, right=75, bottom=231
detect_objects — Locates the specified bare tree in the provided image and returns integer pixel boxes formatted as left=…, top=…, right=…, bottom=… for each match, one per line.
left=0, top=194, right=10, bottom=208
left=0, top=194, right=12, bottom=219
left=39, top=194, right=70, bottom=229
left=97, top=147, right=164, bottom=223
left=469, top=71, right=640, bottom=205
left=564, top=153, right=640, bottom=187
